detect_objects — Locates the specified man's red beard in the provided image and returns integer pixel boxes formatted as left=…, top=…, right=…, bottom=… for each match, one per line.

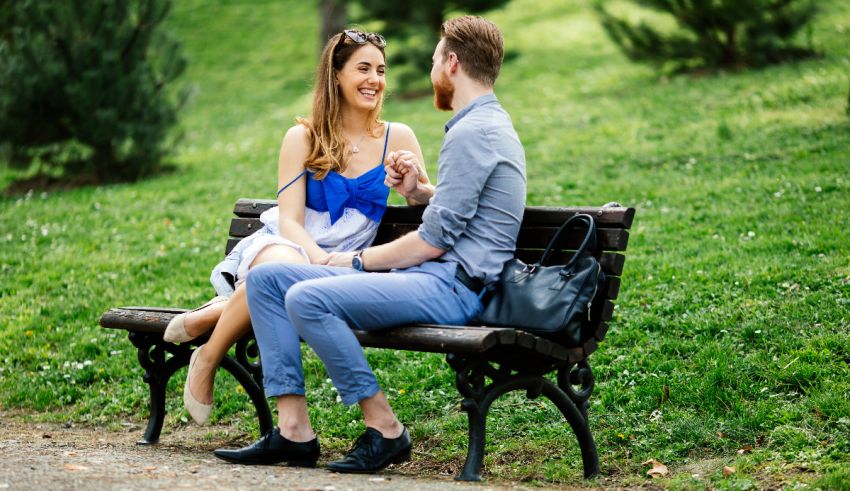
left=433, top=71, right=454, bottom=111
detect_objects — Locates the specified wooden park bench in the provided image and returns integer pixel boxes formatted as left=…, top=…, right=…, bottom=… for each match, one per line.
left=100, top=198, right=634, bottom=481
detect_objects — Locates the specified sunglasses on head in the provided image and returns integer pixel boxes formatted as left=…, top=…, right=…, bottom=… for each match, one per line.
left=341, top=29, right=387, bottom=48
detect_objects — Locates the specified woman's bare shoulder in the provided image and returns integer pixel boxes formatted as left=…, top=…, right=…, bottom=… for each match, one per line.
left=280, top=123, right=312, bottom=155
left=388, top=121, right=415, bottom=136
left=277, top=123, right=313, bottom=173
left=387, top=121, right=420, bottom=146
left=283, top=123, right=311, bottom=143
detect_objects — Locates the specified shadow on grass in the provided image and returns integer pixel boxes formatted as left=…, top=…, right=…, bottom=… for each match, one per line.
left=2, top=163, right=179, bottom=198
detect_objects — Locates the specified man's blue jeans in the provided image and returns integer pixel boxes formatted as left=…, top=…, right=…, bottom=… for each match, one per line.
left=245, top=260, right=483, bottom=405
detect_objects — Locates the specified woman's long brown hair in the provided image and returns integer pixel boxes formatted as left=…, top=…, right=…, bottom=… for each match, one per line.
left=297, top=32, right=386, bottom=180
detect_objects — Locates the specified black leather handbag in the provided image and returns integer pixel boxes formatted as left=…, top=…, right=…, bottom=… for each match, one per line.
left=477, top=213, right=605, bottom=346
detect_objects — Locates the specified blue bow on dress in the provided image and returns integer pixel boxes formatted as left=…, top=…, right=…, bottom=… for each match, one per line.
left=306, top=166, right=389, bottom=224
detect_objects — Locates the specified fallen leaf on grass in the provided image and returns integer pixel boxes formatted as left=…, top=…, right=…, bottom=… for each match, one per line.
left=63, top=464, right=89, bottom=472
left=642, top=459, right=669, bottom=478
left=723, top=466, right=736, bottom=477
left=737, top=444, right=753, bottom=454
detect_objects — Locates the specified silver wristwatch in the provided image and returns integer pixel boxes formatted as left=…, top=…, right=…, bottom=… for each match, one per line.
left=351, top=250, right=365, bottom=271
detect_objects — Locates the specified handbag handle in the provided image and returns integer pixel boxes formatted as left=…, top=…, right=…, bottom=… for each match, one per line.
left=537, top=213, right=597, bottom=267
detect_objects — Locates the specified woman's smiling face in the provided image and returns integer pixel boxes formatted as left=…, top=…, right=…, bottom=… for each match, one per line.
left=337, top=44, right=386, bottom=111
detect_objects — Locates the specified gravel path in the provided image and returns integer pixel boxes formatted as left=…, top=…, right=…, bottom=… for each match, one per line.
left=0, top=415, right=566, bottom=490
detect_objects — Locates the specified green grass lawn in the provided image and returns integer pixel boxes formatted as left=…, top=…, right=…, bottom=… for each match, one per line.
left=2, top=0, right=849, bottom=487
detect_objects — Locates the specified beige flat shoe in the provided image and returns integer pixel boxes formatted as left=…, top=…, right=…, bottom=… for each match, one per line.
left=184, top=346, right=212, bottom=425
left=163, top=296, right=228, bottom=343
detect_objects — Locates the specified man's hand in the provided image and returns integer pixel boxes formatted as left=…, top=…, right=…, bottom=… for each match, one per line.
left=320, top=251, right=356, bottom=268
left=321, top=231, right=443, bottom=271
left=384, top=150, right=420, bottom=197
left=384, top=150, right=433, bottom=204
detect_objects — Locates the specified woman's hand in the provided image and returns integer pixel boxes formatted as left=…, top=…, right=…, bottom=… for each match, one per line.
left=320, top=251, right=356, bottom=268
left=310, top=252, right=331, bottom=265
left=385, top=150, right=427, bottom=201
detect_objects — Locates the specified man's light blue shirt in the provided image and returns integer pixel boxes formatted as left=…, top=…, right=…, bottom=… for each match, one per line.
left=418, top=93, right=527, bottom=285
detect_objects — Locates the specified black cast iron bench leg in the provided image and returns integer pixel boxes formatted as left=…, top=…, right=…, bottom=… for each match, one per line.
left=128, top=332, right=273, bottom=444
left=448, top=354, right=600, bottom=481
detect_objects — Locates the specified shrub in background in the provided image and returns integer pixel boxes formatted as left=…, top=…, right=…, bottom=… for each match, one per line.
left=596, top=0, right=817, bottom=73
left=0, top=0, right=187, bottom=183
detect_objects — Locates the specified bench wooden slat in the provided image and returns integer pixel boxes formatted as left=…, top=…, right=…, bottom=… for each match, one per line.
left=234, top=199, right=635, bottom=229
left=354, top=325, right=516, bottom=354
left=599, top=300, right=615, bottom=321
left=100, top=308, right=183, bottom=334
left=220, top=252, right=625, bottom=294
left=233, top=201, right=427, bottom=222
left=514, top=250, right=626, bottom=277
left=516, top=227, right=629, bottom=251
left=604, top=277, right=620, bottom=300
left=521, top=206, right=634, bottom=229
left=594, top=322, right=609, bottom=341
left=583, top=338, right=599, bottom=357
left=100, top=308, right=574, bottom=356
left=230, top=218, right=629, bottom=252
left=223, top=241, right=627, bottom=279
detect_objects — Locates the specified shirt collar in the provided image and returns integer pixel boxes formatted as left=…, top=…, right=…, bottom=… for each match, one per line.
left=444, top=93, right=498, bottom=133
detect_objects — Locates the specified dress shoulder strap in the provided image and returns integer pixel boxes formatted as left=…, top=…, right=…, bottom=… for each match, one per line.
left=276, top=170, right=307, bottom=198
left=380, top=122, right=391, bottom=163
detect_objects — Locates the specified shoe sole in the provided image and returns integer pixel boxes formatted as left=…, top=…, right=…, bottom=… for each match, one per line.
left=326, top=446, right=411, bottom=474
left=214, top=453, right=318, bottom=467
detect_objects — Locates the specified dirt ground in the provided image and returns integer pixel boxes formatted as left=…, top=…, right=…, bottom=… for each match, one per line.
left=0, top=413, right=580, bottom=490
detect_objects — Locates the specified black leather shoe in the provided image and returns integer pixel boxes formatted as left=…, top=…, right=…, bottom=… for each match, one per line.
left=326, top=427, right=411, bottom=474
left=214, top=428, right=320, bottom=466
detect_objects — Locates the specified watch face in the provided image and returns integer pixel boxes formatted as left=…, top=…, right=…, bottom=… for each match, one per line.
left=352, top=255, right=363, bottom=271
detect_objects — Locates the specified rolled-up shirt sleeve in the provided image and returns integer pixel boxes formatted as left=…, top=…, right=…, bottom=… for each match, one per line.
left=418, top=124, right=496, bottom=250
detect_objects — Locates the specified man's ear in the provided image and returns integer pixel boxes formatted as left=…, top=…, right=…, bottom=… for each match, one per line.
left=448, top=52, right=459, bottom=74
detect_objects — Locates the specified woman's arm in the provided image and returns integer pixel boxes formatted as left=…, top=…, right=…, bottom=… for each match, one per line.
left=276, top=124, right=328, bottom=263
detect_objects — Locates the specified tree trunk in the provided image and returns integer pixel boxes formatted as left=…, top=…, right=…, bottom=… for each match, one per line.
left=92, top=143, right=116, bottom=182
left=319, top=0, right=346, bottom=52
left=723, top=25, right=738, bottom=66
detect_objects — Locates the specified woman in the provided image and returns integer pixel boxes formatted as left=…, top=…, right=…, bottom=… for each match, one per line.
left=165, top=29, right=432, bottom=425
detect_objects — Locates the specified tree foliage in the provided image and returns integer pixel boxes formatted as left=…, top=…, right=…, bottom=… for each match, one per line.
left=596, top=0, right=817, bottom=72
left=351, top=0, right=510, bottom=92
left=0, top=0, right=187, bottom=182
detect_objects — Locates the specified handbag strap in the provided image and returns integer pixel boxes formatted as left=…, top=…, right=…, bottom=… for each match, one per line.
left=538, top=213, right=597, bottom=266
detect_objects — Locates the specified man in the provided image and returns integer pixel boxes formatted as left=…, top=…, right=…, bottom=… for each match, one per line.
left=213, top=16, right=526, bottom=473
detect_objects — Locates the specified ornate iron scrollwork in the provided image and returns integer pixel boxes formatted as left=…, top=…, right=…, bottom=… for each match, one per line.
left=127, top=332, right=190, bottom=444
left=126, top=331, right=273, bottom=444
left=447, top=351, right=599, bottom=482
left=234, top=334, right=264, bottom=389
left=559, top=359, right=595, bottom=417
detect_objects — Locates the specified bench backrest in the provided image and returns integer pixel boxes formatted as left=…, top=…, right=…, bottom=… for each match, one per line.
left=226, top=199, right=634, bottom=352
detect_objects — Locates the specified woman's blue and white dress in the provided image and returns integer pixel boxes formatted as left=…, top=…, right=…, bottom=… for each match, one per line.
left=210, top=125, right=392, bottom=297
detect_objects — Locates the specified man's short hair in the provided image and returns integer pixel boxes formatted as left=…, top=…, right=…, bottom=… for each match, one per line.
left=440, top=16, right=504, bottom=87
